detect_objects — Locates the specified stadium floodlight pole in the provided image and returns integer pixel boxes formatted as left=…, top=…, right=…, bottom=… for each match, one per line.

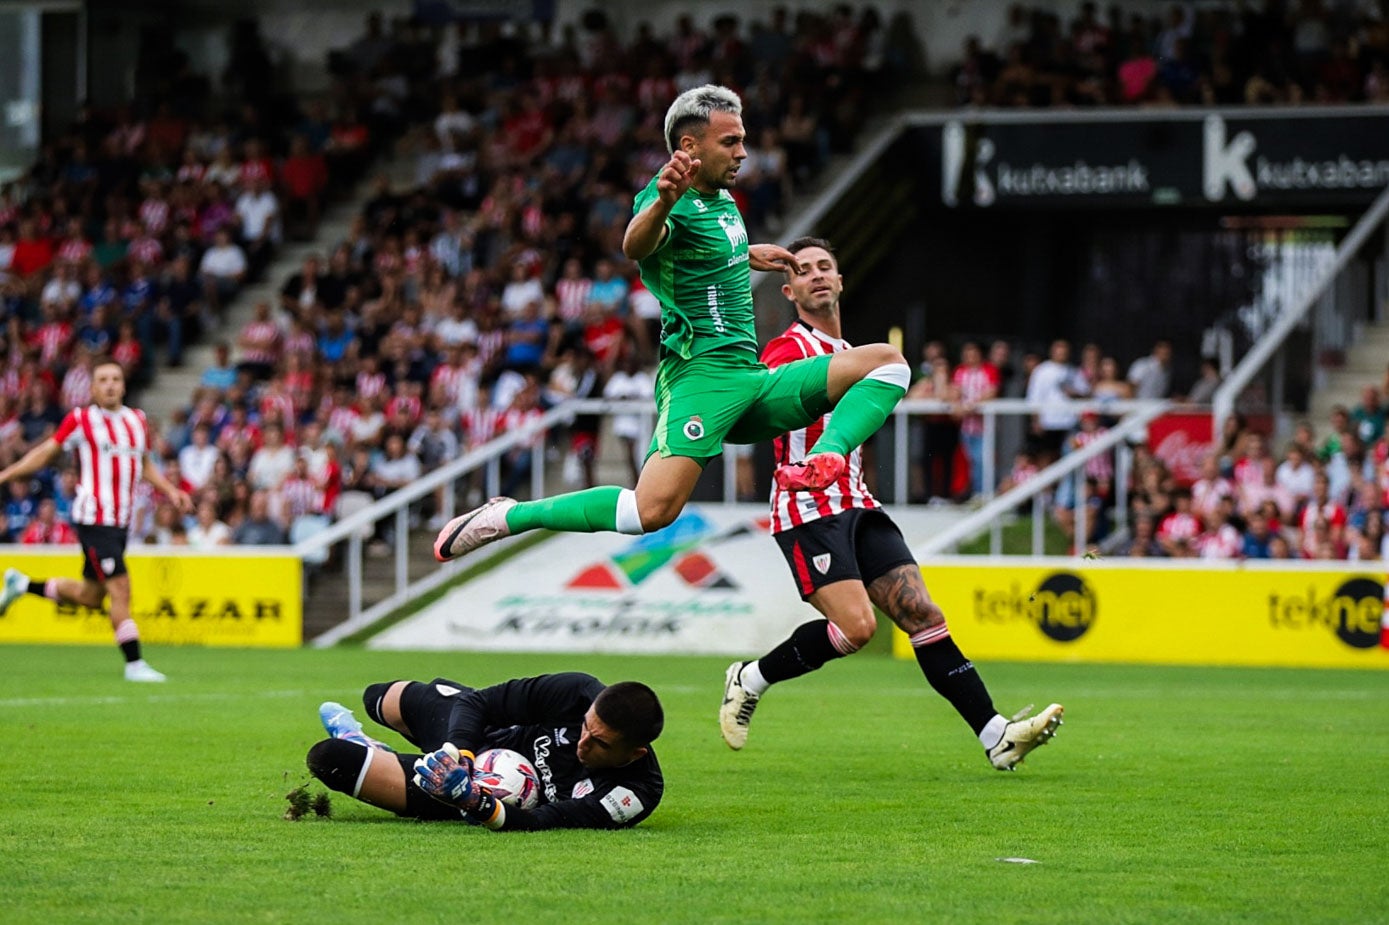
left=1211, top=182, right=1389, bottom=440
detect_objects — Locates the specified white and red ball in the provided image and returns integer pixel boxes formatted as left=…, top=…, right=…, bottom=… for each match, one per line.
left=473, top=748, right=541, bottom=809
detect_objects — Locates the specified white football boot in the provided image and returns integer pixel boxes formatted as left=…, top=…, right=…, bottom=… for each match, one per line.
left=124, top=660, right=167, bottom=683
left=719, top=662, right=761, bottom=750
left=0, top=567, right=27, bottom=617
left=433, top=497, right=518, bottom=562
left=987, top=703, right=1064, bottom=770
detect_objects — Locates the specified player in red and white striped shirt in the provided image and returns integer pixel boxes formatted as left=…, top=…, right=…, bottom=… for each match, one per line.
left=0, top=360, right=192, bottom=681
left=719, top=237, right=1063, bottom=770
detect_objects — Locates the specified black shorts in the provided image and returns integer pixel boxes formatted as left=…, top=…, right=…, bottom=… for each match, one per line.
left=396, top=677, right=474, bottom=752
left=773, top=508, right=917, bottom=599
left=75, top=524, right=129, bottom=582
left=386, top=677, right=492, bottom=821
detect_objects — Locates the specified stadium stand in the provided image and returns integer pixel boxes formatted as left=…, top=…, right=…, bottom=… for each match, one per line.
left=2, top=3, right=1387, bottom=572
left=954, top=1, right=1389, bottom=107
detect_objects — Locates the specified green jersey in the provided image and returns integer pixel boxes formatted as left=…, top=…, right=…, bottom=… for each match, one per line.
left=633, top=174, right=757, bottom=361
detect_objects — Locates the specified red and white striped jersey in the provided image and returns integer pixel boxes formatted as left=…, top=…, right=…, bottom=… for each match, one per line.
left=763, top=321, right=878, bottom=534
left=138, top=197, right=171, bottom=235
left=53, top=404, right=149, bottom=527
left=1298, top=499, right=1347, bottom=557
left=500, top=407, right=545, bottom=448
left=128, top=235, right=164, bottom=267
left=1072, top=427, right=1114, bottom=483
left=326, top=405, right=360, bottom=441
left=554, top=277, right=592, bottom=323
left=951, top=361, right=1000, bottom=436
left=279, top=475, right=324, bottom=519
left=476, top=329, right=506, bottom=368
left=1198, top=523, right=1243, bottom=560
left=355, top=371, right=387, bottom=402
left=259, top=391, right=297, bottom=432
left=34, top=321, right=73, bottom=366
left=386, top=393, right=422, bottom=426
left=461, top=405, right=503, bottom=448
left=56, top=237, right=92, bottom=265
left=240, top=319, right=282, bottom=366
left=1157, top=510, right=1203, bottom=543
left=430, top=362, right=477, bottom=408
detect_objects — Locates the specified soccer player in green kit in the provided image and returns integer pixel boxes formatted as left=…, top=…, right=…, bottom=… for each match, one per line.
left=435, top=85, right=911, bottom=560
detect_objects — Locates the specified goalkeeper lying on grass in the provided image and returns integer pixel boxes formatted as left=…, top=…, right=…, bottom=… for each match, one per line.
left=306, top=672, right=663, bottom=830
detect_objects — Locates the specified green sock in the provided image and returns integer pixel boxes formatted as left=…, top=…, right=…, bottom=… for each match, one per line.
left=810, top=378, right=906, bottom=457
left=505, top=486, right=623, bottom=534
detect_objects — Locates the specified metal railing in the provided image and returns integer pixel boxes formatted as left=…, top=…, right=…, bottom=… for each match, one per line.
left=916, top=400, right=1172, bottom=556
left=300, top=394, right=1174, bottom=641
left=1212, top=183, right=1389, bottom=440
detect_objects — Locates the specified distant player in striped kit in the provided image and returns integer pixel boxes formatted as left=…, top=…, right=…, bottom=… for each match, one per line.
left=718, top=238, right=1064, bottom=770
left=0, top=360, right=192, bottom=681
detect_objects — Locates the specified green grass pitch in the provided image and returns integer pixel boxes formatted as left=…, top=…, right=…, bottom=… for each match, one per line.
left=1, top=643, right=1386, bottom=924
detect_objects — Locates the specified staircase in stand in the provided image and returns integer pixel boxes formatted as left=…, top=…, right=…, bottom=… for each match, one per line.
left=1308, top=320, right=1389, bottom=431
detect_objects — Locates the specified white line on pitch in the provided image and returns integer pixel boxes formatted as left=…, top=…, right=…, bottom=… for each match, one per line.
left=0, top=689, right=307, bottom=708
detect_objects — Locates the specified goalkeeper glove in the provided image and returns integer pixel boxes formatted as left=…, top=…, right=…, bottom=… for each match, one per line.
left=412, top=742, right=477, bottom=806
left=412, top=743, right=505, bottom=828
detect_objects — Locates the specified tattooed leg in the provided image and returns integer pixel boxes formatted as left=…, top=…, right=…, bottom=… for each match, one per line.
left=868, top=563, right=1000, bottom=736
left=866, top=564, right=944, bottom=635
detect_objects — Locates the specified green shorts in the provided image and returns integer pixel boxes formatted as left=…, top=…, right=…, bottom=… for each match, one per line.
left=648, top=351, right=834, bottom=462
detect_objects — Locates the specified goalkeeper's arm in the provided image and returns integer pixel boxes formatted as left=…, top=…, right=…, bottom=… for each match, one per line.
left=411, top=743, right=506, bottom=830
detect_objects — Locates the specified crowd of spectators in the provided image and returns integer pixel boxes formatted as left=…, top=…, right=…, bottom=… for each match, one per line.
left=955, top=1, right=1389, bottom=107
left=1109, top=380, right=1389, bottom=562
left=0, top=6, right=924, bottom=551
left=6, top=5, right=1386, bottom=564
left=899, top=333, right=1388, bottom=563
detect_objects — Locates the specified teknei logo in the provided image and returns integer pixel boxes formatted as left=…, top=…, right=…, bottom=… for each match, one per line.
left=1029, top=572, right=1097, bottom=641
left=972, top=572, right=1098, bottom=642
left=1267, top=576, right=1384, bottom=649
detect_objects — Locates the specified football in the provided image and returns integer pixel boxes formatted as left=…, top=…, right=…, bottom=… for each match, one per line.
left=473, top=748, right=541, bottom=809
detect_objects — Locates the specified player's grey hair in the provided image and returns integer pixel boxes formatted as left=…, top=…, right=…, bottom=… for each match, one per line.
left=663, top=84, right=743, bottom=154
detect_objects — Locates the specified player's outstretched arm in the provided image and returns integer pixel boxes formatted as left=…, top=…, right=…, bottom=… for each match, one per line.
left=748, top=244, right=804, bottom=275
left=0, top=438, right=61, bottom=487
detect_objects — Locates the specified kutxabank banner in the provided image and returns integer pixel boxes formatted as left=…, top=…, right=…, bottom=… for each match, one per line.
left=922, top=107, right=1389, bottom=210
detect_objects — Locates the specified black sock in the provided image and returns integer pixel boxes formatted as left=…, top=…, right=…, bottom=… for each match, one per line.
left=25, top=577, right=47, bottom=598
left=756, top=621, right=846, bottom=685
left=913, top=636, right=997, bottom=735
left=364, top=680, right=423, bottom=749
left=307, top=738, right=369, bottom=794
left=363, top=682, right=394, bottom=726
left=120, top=640, right=141, bottom=663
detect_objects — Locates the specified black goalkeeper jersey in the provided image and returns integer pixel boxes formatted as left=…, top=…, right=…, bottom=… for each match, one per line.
left=443, top=672, right=664, bottom=831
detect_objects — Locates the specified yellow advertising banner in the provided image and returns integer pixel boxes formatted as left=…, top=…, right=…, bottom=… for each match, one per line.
left=0, top=550, right=302, bottom=647
left=896, top=559, right=1387, bottom=669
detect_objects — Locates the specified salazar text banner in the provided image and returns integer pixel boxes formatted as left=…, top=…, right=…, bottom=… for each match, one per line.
left=0, top=549, right=302, bottom=647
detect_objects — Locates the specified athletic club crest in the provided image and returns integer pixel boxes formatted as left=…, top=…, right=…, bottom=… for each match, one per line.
left=812, top=553, right=831, bottom=574
left=683, top=416, right=704, bottom=440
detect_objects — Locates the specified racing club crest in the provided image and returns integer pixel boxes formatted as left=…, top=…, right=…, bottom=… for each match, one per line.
left=683, top=416, right=704, bottom=440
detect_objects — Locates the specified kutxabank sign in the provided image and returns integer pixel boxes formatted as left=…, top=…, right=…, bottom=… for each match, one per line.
left=927, top=108, right=1389, bottom=209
